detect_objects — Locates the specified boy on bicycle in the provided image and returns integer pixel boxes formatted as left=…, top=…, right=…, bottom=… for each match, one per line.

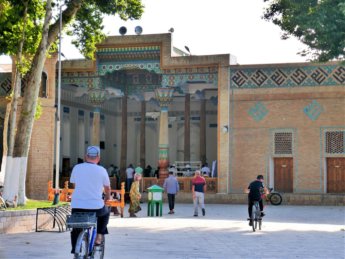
left=69, top=146, right=111, bottom=254
left=246, top=174, right=268, bottom=226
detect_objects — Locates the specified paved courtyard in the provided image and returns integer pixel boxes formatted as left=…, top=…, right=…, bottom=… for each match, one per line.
left=0, top=204, right=344, bottom=259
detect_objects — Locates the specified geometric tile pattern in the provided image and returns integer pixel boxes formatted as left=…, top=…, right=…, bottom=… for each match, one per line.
left=96, top=46, right=161, bottom=75
left=98, top=61, right=161, bottom=75
left=0, top=73, right=12, bottom=96
left=248, top=101, right=268, bottom=121
left=161, top=72, right=218, bottom=88
left=231, top=64, right=345, bottom=88
left=162, top=67, right=218, bottom=87
left=303, top=100, right=323, bottom=121
left=96, top=46, right=161, bottom=61
left=62, top=72, right=100, bottom=89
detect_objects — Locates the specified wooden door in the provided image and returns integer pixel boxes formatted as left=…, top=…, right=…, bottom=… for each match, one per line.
left=327, top=158, right=345, bottom=193
left=274, top=157, right=293, bottom=192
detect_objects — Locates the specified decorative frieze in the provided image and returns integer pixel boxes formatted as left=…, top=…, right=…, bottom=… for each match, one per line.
left=231, top=64, right=345, bottom=88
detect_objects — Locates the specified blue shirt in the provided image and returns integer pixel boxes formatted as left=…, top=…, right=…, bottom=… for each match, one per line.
left=163, top=175, right=179, bottom=194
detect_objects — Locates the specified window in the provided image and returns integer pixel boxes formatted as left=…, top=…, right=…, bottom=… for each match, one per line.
left=325, top=131, right=345, bottom=154
left=39, top=72, right=47, bottom=98
left=274, top=132, right=293, bottom=155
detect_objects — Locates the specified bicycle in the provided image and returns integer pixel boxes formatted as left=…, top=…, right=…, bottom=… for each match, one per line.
left=66, top=212, right=105, bottom=259
left=250, top=201, right=262, bottom=232
left=264, top=188, right=283, bottom=206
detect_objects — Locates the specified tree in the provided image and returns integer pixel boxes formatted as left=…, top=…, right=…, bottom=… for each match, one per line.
left=263, top=0, right=345, bottom=62
left=0, top=0, right=144, bottom=205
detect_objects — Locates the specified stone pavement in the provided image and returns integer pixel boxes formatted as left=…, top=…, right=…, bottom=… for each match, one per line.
left=0, top=204, right=344, bottom=259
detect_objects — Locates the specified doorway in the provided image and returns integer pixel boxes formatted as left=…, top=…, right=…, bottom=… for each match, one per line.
left=327, top=157, right=345, bottom=193
left=274, top=157, right=293, bottom=192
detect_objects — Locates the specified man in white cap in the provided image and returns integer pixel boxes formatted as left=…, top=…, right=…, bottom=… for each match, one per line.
left=69, top=146, right=111, bottom=254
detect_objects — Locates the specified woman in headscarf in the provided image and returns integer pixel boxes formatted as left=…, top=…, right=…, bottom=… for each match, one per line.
left=128, top=167, right=143, bottom=217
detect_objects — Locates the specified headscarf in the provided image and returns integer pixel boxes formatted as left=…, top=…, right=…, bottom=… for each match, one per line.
left=134, top=167, right=143, bottom=180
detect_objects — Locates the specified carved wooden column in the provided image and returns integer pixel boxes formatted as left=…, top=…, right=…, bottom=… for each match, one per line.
left=184, top=93, right=190, bottom=162
left=120, top=95, right=127, bottom=174
left=200, top=97, right=206, bottom=165
left=91, top=107, right=101, bottom=146
left=140, top=100, right=146, bottom=168
left=155, top=87, right=174, bottom=179
left=88, top=87, right=105, bottom=146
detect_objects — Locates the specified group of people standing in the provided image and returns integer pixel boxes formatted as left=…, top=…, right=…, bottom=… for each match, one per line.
left=162, top=169, right=207, bottom=217
left=125, top=163, right=208, bottom=217
left=125, top=164, right=208, bottom=217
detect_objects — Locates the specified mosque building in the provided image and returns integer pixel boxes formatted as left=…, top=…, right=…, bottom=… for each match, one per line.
left=0, top=32, right=344, bottom=204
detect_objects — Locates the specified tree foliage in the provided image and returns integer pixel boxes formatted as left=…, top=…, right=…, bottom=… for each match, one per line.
left=263, top=0, right=345, bottom=62
left=0, top=0, right=144, bottom=61
left=0, top=0, right=144, bottom=204
left=0, top=0, right=45, bottom=59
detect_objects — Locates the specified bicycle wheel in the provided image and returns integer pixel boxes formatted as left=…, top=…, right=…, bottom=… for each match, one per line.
left=253, top=210, right=259, bottom=231
left=270, top=193, right=282, bottom=206
left=99, top=238, right=105, bottom=259
left=258, top=218, right=262, bottom=230
left=75, top=231, right=89, bottom=259
left=251, top=205, right=256, bottom=232
left=91, top=236, right=105, bottom=259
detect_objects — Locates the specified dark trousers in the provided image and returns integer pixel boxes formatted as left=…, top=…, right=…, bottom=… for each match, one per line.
left=167, top=193, right=175, bottom=211
left=70, top=206, right=110, bottom=254
left=126, top=178, right=133, bottom=192
left=248, top=199, right=263, bottom=218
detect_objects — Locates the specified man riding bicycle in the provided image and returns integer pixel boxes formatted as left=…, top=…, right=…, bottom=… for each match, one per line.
left=247, top=174, right=268, bottom=226
left=69, top=146, right=111, bottom=255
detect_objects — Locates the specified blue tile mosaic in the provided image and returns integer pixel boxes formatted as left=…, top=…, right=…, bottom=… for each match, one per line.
left=248, top=102, right=269, bottom=121
left=303, top=100, right=323, bottom=121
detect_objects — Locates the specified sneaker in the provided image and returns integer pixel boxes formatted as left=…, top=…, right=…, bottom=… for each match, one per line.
left=202, top=208, right=205, bottom=216
left=261, top=212, right=265, bottom=217
left=193, top=214, right=198, bottom=217
left=168, top=211, right=173, bottom=214
left=249, top=220, right=253, bottom=226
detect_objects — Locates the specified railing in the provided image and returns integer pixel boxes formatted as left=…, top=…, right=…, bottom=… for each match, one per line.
left=142, top=177, right=217, bottom=193
left=36, top=205, right=71, bottom=232
left=48, top=180, right=126, bottom=217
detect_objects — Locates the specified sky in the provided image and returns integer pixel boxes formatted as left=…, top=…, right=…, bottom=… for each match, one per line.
left=0, top=0, right=311, bottom=65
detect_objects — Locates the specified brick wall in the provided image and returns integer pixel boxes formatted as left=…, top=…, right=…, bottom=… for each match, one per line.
left=26, top=56, right=57, bottom=199
left=229, top=86, right=345, bottom=193
left=0, top=210, right=51, bottom=234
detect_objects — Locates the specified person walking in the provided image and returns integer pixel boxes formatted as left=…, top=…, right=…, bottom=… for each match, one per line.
left=128, top=167, right=143, bottom=217
left=163, top=170, right=180, bottom=214
left=126, top=164, right=135, bottom=192
left=192, top=170, right=206, bottom=217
